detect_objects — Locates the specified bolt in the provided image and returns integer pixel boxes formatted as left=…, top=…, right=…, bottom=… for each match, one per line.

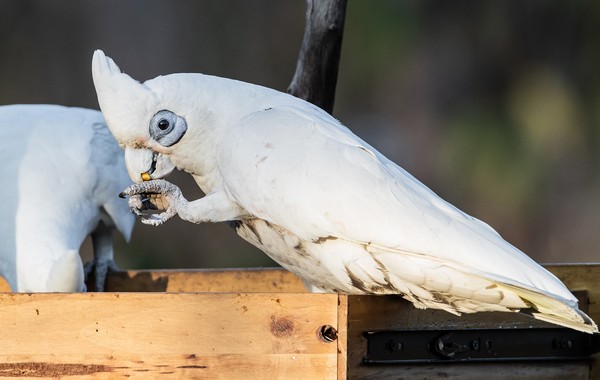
left=318, top=325, right=338, bottom=343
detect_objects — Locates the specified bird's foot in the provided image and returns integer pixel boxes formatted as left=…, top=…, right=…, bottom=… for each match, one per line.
left=84, top=258, right=120, bottom=292
left=119, top=179, right=183, bottom=226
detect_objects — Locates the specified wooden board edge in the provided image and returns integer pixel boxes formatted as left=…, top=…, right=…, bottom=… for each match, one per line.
left=337, top=295, right=348, bottom=380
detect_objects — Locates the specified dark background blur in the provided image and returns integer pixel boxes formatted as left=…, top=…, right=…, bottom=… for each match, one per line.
left=1, top=1, right=599, bottom=269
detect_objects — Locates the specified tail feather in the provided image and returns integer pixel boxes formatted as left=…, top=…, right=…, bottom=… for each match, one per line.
left=497, top=282, right=598, bottom=334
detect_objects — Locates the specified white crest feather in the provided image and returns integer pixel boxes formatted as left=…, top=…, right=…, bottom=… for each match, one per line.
left=91, top=50, right=157, bottom=145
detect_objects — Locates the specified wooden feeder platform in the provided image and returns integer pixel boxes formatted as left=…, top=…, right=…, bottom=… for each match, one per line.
left=0, top=264, right=598, bottom=379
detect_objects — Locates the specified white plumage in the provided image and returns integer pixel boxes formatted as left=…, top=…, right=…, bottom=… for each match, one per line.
left=92, top=50, right=597, bottom=333
left=0, top=104, right=135, bottom=292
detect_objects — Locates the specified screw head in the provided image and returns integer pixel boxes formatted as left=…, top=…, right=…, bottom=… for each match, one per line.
left=318, top=325, right=338, bottom=343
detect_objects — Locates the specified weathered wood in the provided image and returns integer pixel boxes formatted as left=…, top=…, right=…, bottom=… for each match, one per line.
left=0, top=292, right=339, bottom=379
left=0, top=265, right=599, bottom=378
left=288, top=0, right=347, bottom=114
left=337, top=295, right=349, bottom=380
left=340, top=263, right=600, bottom=379
left=547, top=263, right=600, bottom=380
left=347, top=362, right=590, bottom=380
left=546, top=264, right=600, bottom=318
left=343, top=294, right=594, bottom=379
left=87, top=267, right=307, bottom=293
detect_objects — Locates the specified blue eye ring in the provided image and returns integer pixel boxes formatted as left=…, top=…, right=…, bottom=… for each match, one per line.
left=149, top=110, right=187, bottom=147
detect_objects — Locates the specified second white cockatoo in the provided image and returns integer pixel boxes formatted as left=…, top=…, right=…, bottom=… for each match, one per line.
left=0, top=104, right=135, bottom=292
left=92, top=50, right=596, bottom=333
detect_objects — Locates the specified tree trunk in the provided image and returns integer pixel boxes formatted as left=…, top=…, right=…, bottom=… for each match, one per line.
left=288, top=0, right=347, bottom=114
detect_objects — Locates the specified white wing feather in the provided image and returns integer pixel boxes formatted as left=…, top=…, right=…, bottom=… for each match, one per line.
left=222, top=106, right=567, bottom=292
left=220, top=106, right=585, bottom=315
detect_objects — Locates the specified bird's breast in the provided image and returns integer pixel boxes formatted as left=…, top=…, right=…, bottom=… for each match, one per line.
left=228, top=219, right=350, bottom=291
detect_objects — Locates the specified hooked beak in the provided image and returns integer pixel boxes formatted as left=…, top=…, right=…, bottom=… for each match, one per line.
left=124, top=146, right=175, bottom=183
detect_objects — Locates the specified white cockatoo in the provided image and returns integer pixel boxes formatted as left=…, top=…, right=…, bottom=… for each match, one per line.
left=0, top=104, right=135, bottom=292
left=92, top=50, right=596, bottom=333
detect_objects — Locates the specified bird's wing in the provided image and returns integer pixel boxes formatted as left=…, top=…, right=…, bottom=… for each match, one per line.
left=8, top=105, right=134, bottom=239
left=0, top=105, right=100, bottom=234
left=87, top=117, right=136, bottom=240
left=219, top=104, right=576, bottom=305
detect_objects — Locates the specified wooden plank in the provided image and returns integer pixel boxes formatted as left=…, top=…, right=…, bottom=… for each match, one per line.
left=0, top=264, right=595, bottom=295
left=95, top=267, right=307, bottom=293
left=546, top=264, right=600, bottom=320
left=337, top=295, right=348, bottom=380
left=0, top=268, right=307, bottom=293
left=342, top=263, right=600, bottom=379
left=347, top=362, right=589, bottom=380
left=0, top=292, right=339, bottom=379
left=1, top=265, right=599, bottom=378
left=345, top=295, right=592, bottom=379
left=546, top=264, right=600, bottom=380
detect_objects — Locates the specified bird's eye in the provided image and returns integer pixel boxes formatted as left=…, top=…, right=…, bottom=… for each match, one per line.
left=149, top=110, right=187, bottom=147
left=158, top=119, right=170, bottom=131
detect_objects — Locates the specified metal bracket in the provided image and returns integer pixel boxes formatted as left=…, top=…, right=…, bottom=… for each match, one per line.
left=363, top=328, right=600, bottom=364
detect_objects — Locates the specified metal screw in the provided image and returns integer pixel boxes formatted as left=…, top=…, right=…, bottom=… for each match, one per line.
left=318, top=325, right=338, bottom=343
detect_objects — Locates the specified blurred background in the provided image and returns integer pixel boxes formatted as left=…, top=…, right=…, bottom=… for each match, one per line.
left=0, top=1, right=599, bottom=269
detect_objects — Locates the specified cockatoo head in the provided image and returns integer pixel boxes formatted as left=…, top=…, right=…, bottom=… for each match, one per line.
left=92, top=50, right=192, bottom=183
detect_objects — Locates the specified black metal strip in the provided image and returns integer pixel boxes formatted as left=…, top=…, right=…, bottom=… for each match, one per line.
left=363, top=328, right=600, bottom=364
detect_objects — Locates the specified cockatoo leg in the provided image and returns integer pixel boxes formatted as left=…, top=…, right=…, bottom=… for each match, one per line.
left=84, top=221, right=119, bottom=291
left=120, top=179, right=247, bottom=226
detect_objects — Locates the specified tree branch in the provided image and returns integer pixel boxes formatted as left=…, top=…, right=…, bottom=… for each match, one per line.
left=288, top=0, right=347, bottom=114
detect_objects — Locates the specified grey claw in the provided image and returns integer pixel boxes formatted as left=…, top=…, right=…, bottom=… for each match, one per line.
left=127, top=195, right=146, bottom=216
left=141, top=215, right=165, bottom=226
left=120, top=179, right=182, bottom=225
left=141, top=209, right=176, bottom=226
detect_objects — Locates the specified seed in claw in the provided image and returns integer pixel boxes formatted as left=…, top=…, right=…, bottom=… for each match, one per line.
left=143, top=193, right=170, bottom=211
left=141, top=172, right=151, bottom=181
